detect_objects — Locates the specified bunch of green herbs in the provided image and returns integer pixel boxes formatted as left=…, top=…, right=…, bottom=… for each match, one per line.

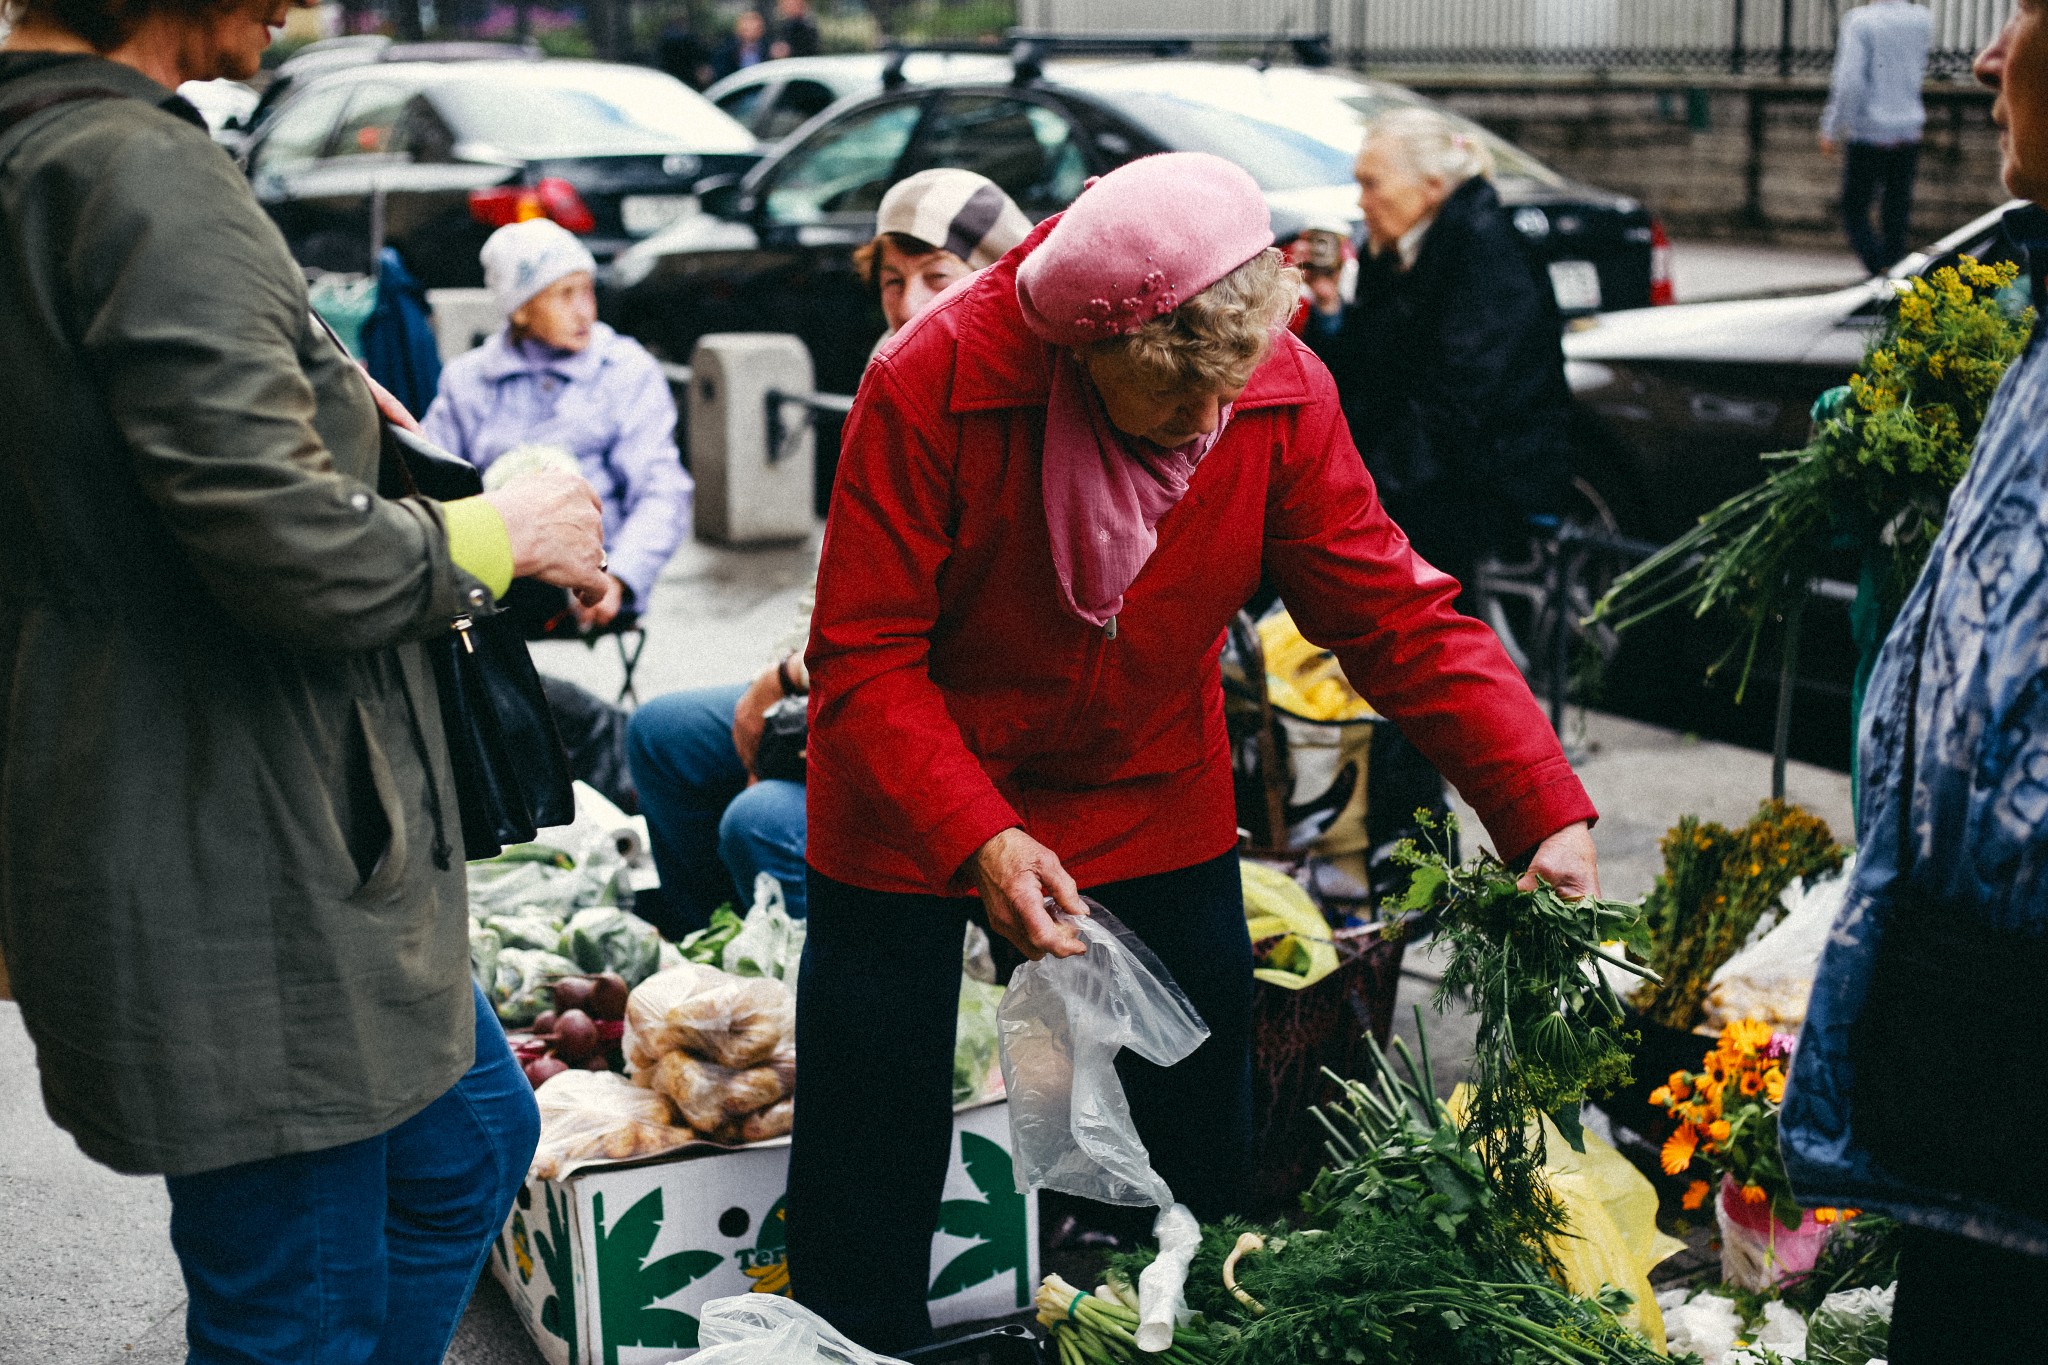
left=1593, top=255, right=2031, bottom=698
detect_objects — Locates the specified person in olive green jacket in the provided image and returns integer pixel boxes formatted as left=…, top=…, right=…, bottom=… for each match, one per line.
left=0, top=0, right=610, bottom=1357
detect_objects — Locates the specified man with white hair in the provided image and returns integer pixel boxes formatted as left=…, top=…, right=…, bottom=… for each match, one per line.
left=1304, top=106, right=1573, bottom=603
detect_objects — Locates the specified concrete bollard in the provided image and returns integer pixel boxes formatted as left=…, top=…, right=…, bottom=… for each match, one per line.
left=424, top=288, right=503, bottom=361
left=688, top=333, right=818, bottom=545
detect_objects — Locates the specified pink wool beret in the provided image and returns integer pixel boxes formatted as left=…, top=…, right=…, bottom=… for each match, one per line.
left=1015, top=152, right=1274, bottom=347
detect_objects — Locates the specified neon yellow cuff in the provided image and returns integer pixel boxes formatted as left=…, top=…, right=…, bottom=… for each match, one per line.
left=442, top=496, right=514, bottom=600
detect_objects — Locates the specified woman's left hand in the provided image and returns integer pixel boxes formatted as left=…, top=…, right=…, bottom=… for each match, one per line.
left=1518, top=820, right=1600, bottom=900
left=358, top=365, right=423, bottom=434
left=571, top=573, right=626, bottom=630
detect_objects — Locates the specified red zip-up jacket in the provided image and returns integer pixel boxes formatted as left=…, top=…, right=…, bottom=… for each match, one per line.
left=805, top=221, right=1595, bottom=898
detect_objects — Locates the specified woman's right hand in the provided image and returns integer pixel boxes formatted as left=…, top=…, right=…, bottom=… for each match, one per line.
left=969, top=828, right=1090, bottom=961
left=481, top=469, right=609, bottom=606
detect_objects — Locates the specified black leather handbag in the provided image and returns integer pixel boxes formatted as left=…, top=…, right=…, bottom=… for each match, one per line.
left=379, top=422, right=576, bottom=860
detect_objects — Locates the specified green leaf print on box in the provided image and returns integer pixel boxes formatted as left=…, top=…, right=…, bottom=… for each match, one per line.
left=930, top=1131, right=1028, bottom=1309
left=595, top=1188, right=724, bottom=1364
left=534, top=1185, right=579, bottom=1363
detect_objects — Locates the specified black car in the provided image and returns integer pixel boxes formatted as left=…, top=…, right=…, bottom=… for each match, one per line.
left=606, top=54, right=1672, bottom=397
left=242, top=59, right=761, bottom=287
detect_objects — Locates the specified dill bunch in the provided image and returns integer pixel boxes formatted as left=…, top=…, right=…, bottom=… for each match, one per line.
left=1387, top=822, right=1655, bottom=1252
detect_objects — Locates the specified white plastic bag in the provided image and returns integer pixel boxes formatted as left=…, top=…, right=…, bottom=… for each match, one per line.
left=997, top=903, right=1209, bottom=1353
left=997, top=904, right=1209, bottom=1207
left=1702, top=855, right=1855, bottom=1034
left=723, top=873, right=808, bottom=981
left=691, top=1294, right=909, bottom=1365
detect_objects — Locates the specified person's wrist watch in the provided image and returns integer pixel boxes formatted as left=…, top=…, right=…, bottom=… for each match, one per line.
left=775, top=653, right=806, bottom=697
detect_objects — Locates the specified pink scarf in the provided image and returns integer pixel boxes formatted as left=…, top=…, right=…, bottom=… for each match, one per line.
left=1042, top=349, right=1231, bottom=631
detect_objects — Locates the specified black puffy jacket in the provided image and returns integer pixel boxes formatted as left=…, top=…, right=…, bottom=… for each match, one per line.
left=1306, top=176, right=1574, bottom=582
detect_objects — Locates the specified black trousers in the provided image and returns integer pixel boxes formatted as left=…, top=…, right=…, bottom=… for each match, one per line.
left=1889, top=1226, right=2048, bottom=1364
left=1842, top=140, right=1921, bottom=276
left=786, top=851, right=1253, bottom=1354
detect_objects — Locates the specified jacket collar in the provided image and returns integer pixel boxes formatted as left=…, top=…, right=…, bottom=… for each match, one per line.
left=0, top=52, right=205, bottom=130
left=946, top=213, right=1313, bottom=416
left=474, top=321, right=618, bottom=384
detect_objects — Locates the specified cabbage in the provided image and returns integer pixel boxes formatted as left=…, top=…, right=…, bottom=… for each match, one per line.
left=564, top=906, right=664, bottom=986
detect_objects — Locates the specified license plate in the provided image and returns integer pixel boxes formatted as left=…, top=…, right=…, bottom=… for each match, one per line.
left=622, top=194, right=697, bottom=237
left=1547, top=259, right=1602, bottom=313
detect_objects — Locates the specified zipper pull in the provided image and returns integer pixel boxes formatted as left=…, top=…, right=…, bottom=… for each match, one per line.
left=1104, top=615, right=1118, bottom=641
left=452, top=614, right=476, bottom=654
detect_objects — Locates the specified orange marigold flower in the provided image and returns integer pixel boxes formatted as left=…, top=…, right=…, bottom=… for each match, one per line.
left=1740, top=1072, right=1764, bottom=1097
left=1661, top=1125, right=1699, bottom=1176
left=1708, top=1120, right=1732, bottom=1143
left=1725, top=1019, right=1773, bottom=1055
left=1667, top=1072, right=1693, bottom=1100
left=1814, top=1208, right=1841, bottom=1224
left=1649, top=1086, right=1673, bottom=1108
left=1766, top=1072, right=1786, bottom=1104
left=1681, top=1180, right=1712, bottom=1211
left=1740, top=1183, right=1769, bottom=1206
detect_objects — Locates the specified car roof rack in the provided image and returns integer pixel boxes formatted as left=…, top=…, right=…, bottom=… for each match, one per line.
left=876, top=30, right=1331, bottom=92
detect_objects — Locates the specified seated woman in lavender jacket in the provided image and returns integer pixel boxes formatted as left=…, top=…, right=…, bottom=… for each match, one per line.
left=425, top=219, right=692, bottom=633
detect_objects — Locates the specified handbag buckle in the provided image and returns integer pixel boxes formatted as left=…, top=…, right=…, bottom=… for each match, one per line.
left=451, top=614, right=476, bottom=654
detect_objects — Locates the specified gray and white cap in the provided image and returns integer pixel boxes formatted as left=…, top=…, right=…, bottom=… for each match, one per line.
left=875, top=168, right=1032, bottom=269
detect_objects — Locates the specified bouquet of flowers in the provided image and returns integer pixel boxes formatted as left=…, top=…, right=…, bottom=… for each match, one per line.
left=1595, top=255, right=2032, bottom=697
left=1634, top=801, right=1845, bottom=1031
left=1653, top=1019, right=1858, bottom=1234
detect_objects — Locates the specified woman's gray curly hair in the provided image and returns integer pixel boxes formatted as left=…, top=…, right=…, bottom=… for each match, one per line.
left=1084, top=247, right=1300, bottom=392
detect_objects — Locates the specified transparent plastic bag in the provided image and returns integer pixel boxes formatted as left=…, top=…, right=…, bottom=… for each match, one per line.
left=998, top=904, right=1209, bottom=1351
left=998, top=904, right=1209, bottom=1207
left=530, top=1069, right=693, bottom=1180
left=623, top=963, right=795, bottom=1073
left=691, top=1294, right=909, bottom=1365
left=723, top=873, right=808, bottom=982
left=1806, top=1283, right=1894, bottom=1365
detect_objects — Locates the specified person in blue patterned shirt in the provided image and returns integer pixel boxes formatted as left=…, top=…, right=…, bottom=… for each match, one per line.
left=1782, top=5, right=2048, bottom=1358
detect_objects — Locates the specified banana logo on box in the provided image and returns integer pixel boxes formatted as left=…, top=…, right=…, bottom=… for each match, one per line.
left=739, top=1197, right=790, bottom=1296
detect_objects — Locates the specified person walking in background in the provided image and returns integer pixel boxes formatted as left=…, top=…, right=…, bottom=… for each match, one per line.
left=0, top=0, right=609, bottom=1357
left=1303, top=106, right=1573, bottom=602
left=712, top=7, right=767, bottom=81
left=1781, top=5, right=2048, bottom=1360
left=425, top=218, right=691, bottom=638
left=625, top=169, right=1030, bottom=938
left=1821, top=0, right=1933, bottom=275
left=772, top=0, right=819, bottom=59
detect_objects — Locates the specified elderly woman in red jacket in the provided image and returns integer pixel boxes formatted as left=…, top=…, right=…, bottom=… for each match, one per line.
left=789, top=153, right=1601, bottom=1352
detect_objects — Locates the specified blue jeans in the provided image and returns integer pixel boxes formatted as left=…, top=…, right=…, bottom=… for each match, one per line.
left=626, top=681, right=808, bottom=934
left=164, top=984, right=539, bottom=1365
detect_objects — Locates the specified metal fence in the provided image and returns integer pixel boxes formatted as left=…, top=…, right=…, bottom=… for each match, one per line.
left=1013, top=0, right=2010, bottom=78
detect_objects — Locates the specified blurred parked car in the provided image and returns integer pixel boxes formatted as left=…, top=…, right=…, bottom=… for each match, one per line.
left=704, top=50, right=1008, bottom=145
left=241, top=59, right=761, bottom=287
left=178, top=78, right=258, bottom=150
left=610, top=51, right=1670, bottom=397
left=1564, top=202, right=2038, bottom=543
left=245, top=35, right=540, bottom=136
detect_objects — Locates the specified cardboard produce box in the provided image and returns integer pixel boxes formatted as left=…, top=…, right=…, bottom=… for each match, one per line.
left=490, top=1099, right=1037, bottom=1363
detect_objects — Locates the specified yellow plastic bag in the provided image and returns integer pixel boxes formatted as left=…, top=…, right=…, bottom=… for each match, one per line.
left=1449, top=1088, right=1684, bottom=1352
left=1258, top=608, right=1379, bottom=722
left=1544, top=1115, right=1686, bottom=1352
left=1241, top=860, right=1341, bottom=990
